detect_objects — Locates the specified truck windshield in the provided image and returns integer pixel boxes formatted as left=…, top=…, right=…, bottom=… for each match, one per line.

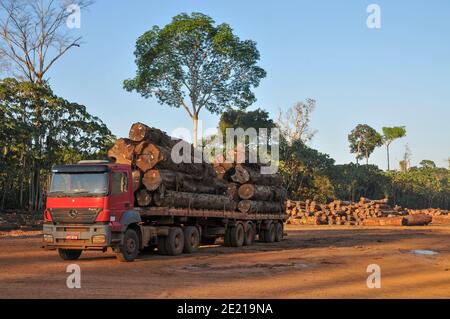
left=48, top=173, right=108, bottom=197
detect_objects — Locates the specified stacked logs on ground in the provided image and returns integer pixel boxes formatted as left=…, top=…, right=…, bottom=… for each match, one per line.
left=285, top=197, right=414, bottom=226
left=108, top=122, right=286, bottom=213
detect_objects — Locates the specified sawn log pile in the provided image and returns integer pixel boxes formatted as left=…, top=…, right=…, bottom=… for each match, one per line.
left=108, top=123, right=286, bottom=214
left=285, top=197, right=440, bottom=226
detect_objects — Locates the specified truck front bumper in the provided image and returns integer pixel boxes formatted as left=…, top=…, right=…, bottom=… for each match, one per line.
left=42, top=223, right=120, bottom=251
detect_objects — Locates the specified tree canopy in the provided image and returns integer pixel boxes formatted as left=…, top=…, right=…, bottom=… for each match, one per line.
left=348, top=124, right=383, bottom=165
left=0, top=77, right=114, bottom=211
left=382, top=126, right=406, bottom=170
left=124, top=12, right=266, bottom=146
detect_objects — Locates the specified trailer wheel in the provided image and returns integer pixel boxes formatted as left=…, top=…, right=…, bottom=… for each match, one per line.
left=58, top=249, right=82, bottom=260
left=274, top=222, right=283, bottom=242
left=267, top=223, right=276, bottom=243
left=230, top=223, right=245, bottom=247
left=224, top=228, right=232, bottom=247
left=244, top=223, right=255, bottom=246
left=165, top=227, right=184, bottom=256
left=115, top=228, right=139, bottom=262
left=183, top=226, right=200, bottom=253
left=157, top=236, right=168, bottom=255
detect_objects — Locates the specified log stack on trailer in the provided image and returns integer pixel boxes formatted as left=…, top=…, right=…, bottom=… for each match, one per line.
left=108, top=122, right=285, bottom=214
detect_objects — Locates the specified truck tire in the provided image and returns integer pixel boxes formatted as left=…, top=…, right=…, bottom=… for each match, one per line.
left=230, top=223, right=245, bottom=247
left=183, top=226, right=200, bottom=253
left=158, top=236, right=168, bottom=255
left=244, top=223, right=255, bottom=246
left=58, top=249, right=82, bottom=260
left=224, top=228, right=232, bottom=247
left=165, top=227, right=184, bottom=256
left=260, top=223, right=276, bottom=243
left=274, top=222, right=283, bottom=242
left=115, top=228, right=139, bottom=262
left=266, top=223, right=276, bottom=243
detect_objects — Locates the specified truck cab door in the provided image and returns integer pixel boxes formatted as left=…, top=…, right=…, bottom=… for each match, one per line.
left=109, top=170, right=132, bottom=215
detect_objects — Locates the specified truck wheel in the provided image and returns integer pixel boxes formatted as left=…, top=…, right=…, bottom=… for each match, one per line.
left=183, top=226, right=200, bottom=253
left=165, top=227, right=184, bottom=256
left=58, top=249, right=82, bottom=260
left=274, top=222, right=283, bottom=242
left=266, top=223, right=276, bottom=243
left=230, top=223, right=245, bottom=247
left=115, top=228, right=139, bottom=262
left=224, top=228, right=232, bottom=247
left=244, top=223, right=255, bottom=246
left=158, top=236, right=168, bottom=255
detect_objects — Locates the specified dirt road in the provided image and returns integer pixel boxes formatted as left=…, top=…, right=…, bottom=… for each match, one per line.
left=1, top=225, right=450, bottom=298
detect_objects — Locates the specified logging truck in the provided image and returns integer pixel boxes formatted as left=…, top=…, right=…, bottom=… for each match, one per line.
left=42, top=161, right=288, bottom=262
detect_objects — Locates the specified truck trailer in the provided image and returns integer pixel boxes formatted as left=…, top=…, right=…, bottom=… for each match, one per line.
left=42, top=161, right=288, bottom=262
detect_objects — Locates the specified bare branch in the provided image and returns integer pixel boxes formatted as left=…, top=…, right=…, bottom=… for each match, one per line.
left=0, top=0, right=92, bottom=83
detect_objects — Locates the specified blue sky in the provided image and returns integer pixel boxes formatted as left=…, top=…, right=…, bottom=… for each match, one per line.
left=43, top=0, right=449, bottom=169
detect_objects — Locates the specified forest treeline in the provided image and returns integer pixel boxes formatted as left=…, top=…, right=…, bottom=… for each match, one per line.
left=219, top=107, right=450, bottom=210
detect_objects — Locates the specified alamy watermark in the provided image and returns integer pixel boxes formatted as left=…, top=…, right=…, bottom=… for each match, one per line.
left=169, top=124, right=280, bottom=175
left=367, top=4, right=381, bottom=29
left=66, top=4, right=81, bottom=29
left=66, top=264, right=81, bottom=289
left=366, top=264, right=381, bottom=288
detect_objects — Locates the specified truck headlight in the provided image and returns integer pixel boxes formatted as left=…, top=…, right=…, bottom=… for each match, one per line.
left=92, top=235, right=106, bottom=244
left=43, top=234, right=54, bottom=243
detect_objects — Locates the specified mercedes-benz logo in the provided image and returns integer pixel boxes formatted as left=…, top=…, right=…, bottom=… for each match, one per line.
left=68, top=209, right=78, bottom=219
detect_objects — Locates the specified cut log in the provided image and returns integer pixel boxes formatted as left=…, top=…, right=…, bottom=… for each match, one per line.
left=107, top=138, right=135, bottom=165
left=142, top=169, right=224, bottom=194
left=129, top=122, right=180, bottom=147
left=238, top=184, right=276, bottom=201
left=136, top=189, right=152, bottom=207
left=432, top=215, right=450, bottom=225
left=153, top=190, right=237, bottom=211
left=237, top=200, right=282, bottom=214
left=132, top=170, right=142, bottom=192
left=403, top=214, right=432, bottom=226
left=362, top=217, right=405, bottom=226
left=231, top=165, right=282, bottom=185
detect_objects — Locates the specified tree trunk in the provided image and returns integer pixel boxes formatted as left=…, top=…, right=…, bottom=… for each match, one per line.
left=108, top=138, right=135, bottom=165
left=386, top=144, right=390, bottom=171
left=231, top=164, right=282, bottom=186
left=238, top=184, right=286, bottom=201
left=237, top=200, right=282, bottom=214
left=153, top=190, right=237, bottom=211
left=193, top=113, right=199, bottom=148
left=136, top=189, right=152, bottom=207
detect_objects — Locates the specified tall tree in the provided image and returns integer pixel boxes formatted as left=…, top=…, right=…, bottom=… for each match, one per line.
left=0, top=77, right=114, bottom=212
left=0, top=0, right=92, bottom=83
left=381, top=126, right=406, bottom=171
left=348, top=124, right=383, bottom=165
left=277, top=99, right=317, bottom=144
left=124, top=12, right=266, bottom=147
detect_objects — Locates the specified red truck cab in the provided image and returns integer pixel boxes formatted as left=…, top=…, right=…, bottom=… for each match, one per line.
left=43, top=160, right=144, bottom=261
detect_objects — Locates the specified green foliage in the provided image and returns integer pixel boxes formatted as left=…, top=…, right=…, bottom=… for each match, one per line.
left=382, top=126, right=406, bottom=170
left=382, top=126, right=406, bottom=145
left=279, top=137, right=335, bottom=202
left=387, top=166, right=449, bottom=209
left=348, top=124, right=383, bottom=164
left=328, top=164, right=389, bottom=202
left=124, top=12, right=266, bottom=145
left=218, top=107, right=275, bottom=136
left=419, top=160, right=436, bottom=169
left=0, top=78, right=115, bottom=211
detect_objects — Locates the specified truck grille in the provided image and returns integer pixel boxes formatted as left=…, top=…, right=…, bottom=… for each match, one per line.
left=50, top=208, right=101, bottom=224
